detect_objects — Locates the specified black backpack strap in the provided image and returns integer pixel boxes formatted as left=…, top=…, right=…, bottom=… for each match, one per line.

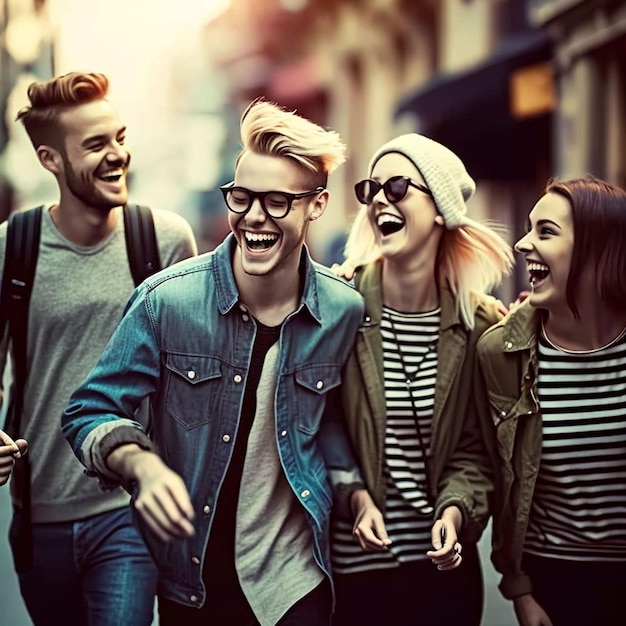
left=123, top=204, right=162, bottom=287
left=1, top=206, right=43, bottom=435
left=1, top=207, right=41, bottom=573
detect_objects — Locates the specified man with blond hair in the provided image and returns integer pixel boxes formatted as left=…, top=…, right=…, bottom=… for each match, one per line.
left=0, top=71, right=197, bottom=625
left=62, top=99, right=365, bottom=625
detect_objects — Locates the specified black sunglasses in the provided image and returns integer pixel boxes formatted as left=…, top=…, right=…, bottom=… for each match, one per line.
left=354, top=176, right=431, bottom=205
left=220, top=183, right=324, bottom=219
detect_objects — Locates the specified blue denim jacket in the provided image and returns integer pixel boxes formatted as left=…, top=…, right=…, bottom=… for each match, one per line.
left=62, top=234, right=364, bottom=608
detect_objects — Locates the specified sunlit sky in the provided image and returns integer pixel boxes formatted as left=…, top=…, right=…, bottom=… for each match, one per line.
left=47, top=0, right=231, bottom=123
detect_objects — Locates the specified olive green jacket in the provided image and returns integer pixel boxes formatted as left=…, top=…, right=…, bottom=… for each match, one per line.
left=340, top=261, right=501, bottom=543
left=476, top=300, right=542, bottom=600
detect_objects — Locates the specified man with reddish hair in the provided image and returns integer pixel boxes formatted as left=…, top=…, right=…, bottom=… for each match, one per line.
left=0, top=71, right=197, bottom=625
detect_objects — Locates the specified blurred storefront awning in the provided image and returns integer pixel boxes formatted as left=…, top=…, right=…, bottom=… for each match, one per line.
left=397, top=31, right=554, bottom=179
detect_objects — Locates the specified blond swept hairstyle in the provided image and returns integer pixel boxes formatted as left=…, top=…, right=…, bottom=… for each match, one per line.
left=236, top=99, right=346, bottom=187
left=16, top=72, right=110, bottom=149
left=345, top=209, right=513, bottom=330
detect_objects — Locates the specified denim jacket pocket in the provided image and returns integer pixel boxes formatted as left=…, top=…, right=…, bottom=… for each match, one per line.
left=165, top=353, right=222, bottom=428
left=294, top=364, right=341, bottom=435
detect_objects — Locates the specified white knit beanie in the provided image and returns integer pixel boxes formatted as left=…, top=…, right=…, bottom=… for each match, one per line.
left=369, top=133, right=475, bottom=229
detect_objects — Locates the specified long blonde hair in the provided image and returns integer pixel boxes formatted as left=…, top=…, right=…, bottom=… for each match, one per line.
left=344, top=207, right=513, bottom=330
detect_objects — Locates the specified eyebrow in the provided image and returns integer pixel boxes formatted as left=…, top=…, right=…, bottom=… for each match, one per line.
left=527, top=217, right=561, bottom=230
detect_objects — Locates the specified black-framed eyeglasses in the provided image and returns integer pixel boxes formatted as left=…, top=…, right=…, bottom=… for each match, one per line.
left=354, top=176, right=431, bottom=205
left=220, top=183, right=325, bottom=219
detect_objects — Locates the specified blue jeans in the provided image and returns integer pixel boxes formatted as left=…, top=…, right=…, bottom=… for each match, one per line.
left=10, top=506, right=157, bottom=626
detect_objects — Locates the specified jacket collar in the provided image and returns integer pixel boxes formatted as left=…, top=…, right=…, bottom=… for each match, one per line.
left=212, top=233, right=321, bottom=323
left=501, top=300, right=541, bottom=352
left=357, top=259, right=462, bottom=329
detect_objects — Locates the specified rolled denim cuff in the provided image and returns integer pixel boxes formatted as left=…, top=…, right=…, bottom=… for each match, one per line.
left=100, top=426, right=154, bottom=471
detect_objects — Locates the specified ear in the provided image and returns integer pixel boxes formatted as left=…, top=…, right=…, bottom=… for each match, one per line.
left=309, top=189, right=329, bottom=222
left=434, top=214, right=445, bottom=226
left=36, top=145, right=62, bottom=175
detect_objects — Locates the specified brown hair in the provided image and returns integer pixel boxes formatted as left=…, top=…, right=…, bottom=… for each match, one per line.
left=547, top=176, right=626, bottom=316
left=16, top=72, right=109, bottom=149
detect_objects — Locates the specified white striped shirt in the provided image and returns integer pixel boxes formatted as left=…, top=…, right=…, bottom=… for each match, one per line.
left=524, top=329, right=626, bottom=562
left=332, top=307, right=440, bottom=574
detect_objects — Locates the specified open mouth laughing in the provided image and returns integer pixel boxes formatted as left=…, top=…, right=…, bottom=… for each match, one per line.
left=97, top=168, right=125, bottom=184
left=527, top=261, right=550, bottom=288
left=376, top=212, right=404, bottom=236
left=244, top=231, right=279, bottom=252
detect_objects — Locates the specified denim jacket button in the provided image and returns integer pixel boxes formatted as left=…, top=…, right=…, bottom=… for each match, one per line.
left=505, top=341, right=513, bottom=349
left=191, top=556, right=200, bottom=565
left=234, top=374, right=242, bottom=383
left=301, top=489, right=311, bottom=498
left=203, top=505, right=211, bottom=514
left=500, top=410, right=507, bottom=418
left=242, top=314, right=249, bottom=322
left=187, top=370, right=196, bottom=380
left=190, top=595, right=198, bottom=603
left=280, top=430, right=287, bottom=437
left=222, top=434, right=231, bottom=443
left=316, top=380, right=324, bottom=390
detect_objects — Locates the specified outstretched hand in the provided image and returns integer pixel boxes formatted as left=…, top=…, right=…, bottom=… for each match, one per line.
left=108, top=445, right=196, bottom=542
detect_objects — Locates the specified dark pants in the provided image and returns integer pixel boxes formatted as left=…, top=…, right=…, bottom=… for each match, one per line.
left=523, top=552, right=626, bottom=626
left=332, top=542, right=483, bottom=626
left=159, top=579, right=332, bottom=626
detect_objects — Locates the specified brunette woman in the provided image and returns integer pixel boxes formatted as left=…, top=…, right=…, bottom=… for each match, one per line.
left=477, top=177, right=626, bottom=626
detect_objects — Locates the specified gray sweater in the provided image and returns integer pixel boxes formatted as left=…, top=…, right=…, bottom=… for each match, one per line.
left=0, top=205, right=196, bottom=522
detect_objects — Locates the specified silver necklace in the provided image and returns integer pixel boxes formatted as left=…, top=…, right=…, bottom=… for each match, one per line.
left=541, top=320, right=626, bottom=354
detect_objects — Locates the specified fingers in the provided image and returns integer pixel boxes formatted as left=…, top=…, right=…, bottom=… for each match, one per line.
left=15, top=439, right=28, bottom=457
left=434, top=542, right=463, bottom=571
left=329, top=262, right=355, bottom=281
left=353, top=512, right=392, bottom=552
left=134, top=472, right=195, bottom=542
left=0, top=451, right=16, bottom=486
left=427, top=518, right=462, bottom=571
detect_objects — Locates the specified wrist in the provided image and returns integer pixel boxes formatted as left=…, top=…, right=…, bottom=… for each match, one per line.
left=107, top=443, right=158, bottom=481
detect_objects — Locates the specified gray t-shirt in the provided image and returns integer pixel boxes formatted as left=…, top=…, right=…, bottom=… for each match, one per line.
left=0, top=205, right=197, bottom=522
left=236, top=343, right=323, bottom=626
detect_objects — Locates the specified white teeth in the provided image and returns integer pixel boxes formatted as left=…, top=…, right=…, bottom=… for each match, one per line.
left=527, top=262, right=549, bottom=272
left=376, top=213, right=403, bottom=227
left=100, top=169, right=123, bottom=180
left=245, top=232, right=278, bottom=242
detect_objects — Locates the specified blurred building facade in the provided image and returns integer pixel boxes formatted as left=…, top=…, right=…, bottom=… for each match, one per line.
left=202, top=0, right=626, bottom=300
left=2, top=0, right=625, bottom=297
left=0, top=0, right=55, bottom=222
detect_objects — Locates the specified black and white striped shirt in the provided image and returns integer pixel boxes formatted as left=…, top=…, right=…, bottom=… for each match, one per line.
left=332, top=307, right=440, bottom=574
left=524, top=329, right=626, bottom=562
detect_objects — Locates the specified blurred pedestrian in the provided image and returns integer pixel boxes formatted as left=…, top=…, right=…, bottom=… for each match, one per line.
left=477, top=176, right=626, bottom=626
left=330, top=133, right=513, bottom=626
left=62, top=99, right=366, bottom=626
left=0, top=71, right=197, bottom=626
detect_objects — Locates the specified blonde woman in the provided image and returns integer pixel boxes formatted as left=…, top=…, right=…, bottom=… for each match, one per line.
left=331, top=134, right=513, bottom=626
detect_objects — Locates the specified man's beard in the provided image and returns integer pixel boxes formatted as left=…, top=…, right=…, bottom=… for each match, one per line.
left=62, top=153, right=128, bottom=213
